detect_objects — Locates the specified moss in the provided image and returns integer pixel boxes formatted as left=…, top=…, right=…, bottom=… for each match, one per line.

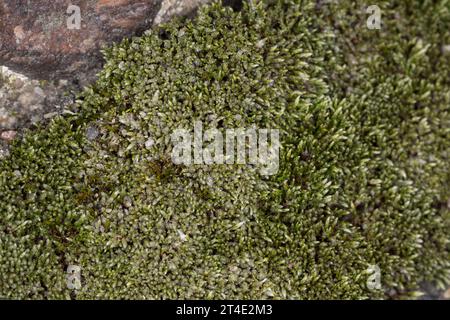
left=0, top=0, right=449, bottom=299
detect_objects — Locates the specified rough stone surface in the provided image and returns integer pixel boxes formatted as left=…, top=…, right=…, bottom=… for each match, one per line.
left=0, top=130, right=16, bottom=141
left=0, top=65, right=78, bottom=158
left=0, top=0, right=163, bottom=83
left=419, top=282, right=450, bottom=300
left=0, top=66, right=76, bottom=130
left=153, top=0, right=209, bottom=25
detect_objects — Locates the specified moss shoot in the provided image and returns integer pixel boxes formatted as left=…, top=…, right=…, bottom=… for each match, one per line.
left=0, top=0, right=449, bottom=299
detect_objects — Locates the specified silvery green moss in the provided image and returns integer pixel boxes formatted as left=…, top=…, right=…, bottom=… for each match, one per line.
left=1, top=0, right=449, bottom=299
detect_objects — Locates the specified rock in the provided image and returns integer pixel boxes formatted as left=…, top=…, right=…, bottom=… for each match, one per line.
left=18, top=91, right=37, bottom=106
left=0, top=130, right=17, bottom=142
left=0, top=107, right=17, bottom=128
left=58, top=79, right=69, bottom=87
left=443, top=288, right=450, bottom=299
left=31, top=114, right=43, bottom=124
left=1, top=65, right=81, bottom=134
left=0, top=0, right=163, bottom=82
left=419, top=281, right=444, bottom=300
left=34, top=87, right=45, bottom=97
left=12, top=78, right=24, bottom=90
left=153, top=0, right=209, bottom=25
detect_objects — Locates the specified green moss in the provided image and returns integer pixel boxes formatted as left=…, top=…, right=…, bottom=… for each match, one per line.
left=0, top=0, right=449, bottom=299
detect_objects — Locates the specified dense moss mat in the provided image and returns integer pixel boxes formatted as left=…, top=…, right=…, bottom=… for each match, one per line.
left=1, top=0, right=449, bottom=299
